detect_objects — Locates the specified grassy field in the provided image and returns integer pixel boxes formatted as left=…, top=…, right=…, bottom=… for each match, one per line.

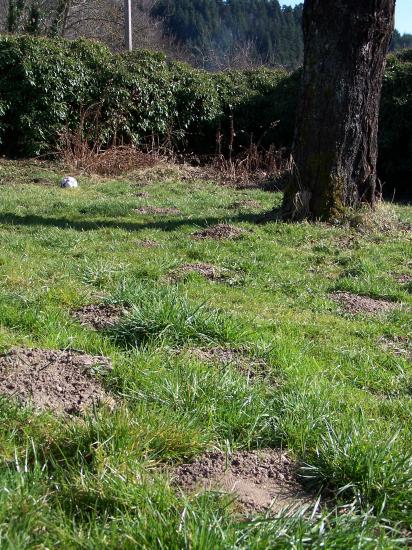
left=0, top=158, right=411, bottom=548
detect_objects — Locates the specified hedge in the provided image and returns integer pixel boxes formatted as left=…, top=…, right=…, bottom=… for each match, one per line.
left=379, top=50, right=412, bottom=192
left=0, top=35, right=410, bottom=191
left=0, top=35, right=295, bottom=156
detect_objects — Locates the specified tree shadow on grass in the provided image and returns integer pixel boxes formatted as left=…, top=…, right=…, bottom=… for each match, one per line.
left=0, top=211, right=277, bottom=233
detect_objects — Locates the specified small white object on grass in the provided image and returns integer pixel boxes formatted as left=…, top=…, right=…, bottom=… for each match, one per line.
left=60, top=176, right=78, bottom=189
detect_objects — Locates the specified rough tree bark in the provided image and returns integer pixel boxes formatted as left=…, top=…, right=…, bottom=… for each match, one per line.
left=282, top=0, right=396, bottom=221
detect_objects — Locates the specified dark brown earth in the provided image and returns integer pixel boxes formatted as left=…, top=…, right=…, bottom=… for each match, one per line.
left=330, top=292, right=399, bottom=315
left=188, top=347, right=270, bottom=381
left=172, top=450, right=311, bottom=514
left=134, top=206, right=181, bottom=215
left=72, top=304, right=128, bottom=330
left=0, top=348, right=113, bottom=414
left=193, top=224, right=244, bottom=240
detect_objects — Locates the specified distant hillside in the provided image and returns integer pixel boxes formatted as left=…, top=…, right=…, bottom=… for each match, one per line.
left=154, top=0, right=412, bottom=71
left=153, top=0, right=304, bottom=70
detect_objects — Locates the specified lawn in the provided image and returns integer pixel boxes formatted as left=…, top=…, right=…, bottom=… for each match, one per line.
left=0, top=158, right=411, bottom=548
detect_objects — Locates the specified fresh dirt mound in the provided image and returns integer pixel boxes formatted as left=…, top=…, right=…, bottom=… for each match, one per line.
left=173, top=450, right=311, bottom=514
left=379, top=336, right=412, bottom=360
left=330, top=292, right=399, bottom=314
left=0, top=348, right=113, bottom=414
left=134, top=206, right=181, bottom=215
left=229, top=200, right=261, bottom=210
left=193, top=224, right=244, bottom=240
left=72, top=304, right=128, bottom=330
left=188, top=347, right=270, bottom=381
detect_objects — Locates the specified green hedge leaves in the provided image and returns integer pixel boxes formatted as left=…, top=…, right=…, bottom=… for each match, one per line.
left=0, top=35, right=410, bottom=191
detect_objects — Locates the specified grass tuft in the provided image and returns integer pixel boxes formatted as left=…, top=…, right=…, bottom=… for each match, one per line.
left=108, top=283, right=245, bottom=347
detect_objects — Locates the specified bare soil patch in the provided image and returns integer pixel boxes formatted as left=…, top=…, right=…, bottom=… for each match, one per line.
left=188, top=347, right=270, bottom=381
left=330, top=292, right=399, bottom=315
left=193, top=224, right=244, bottom=240
left=72, top=304, right=128, bottom=330
left=0, top=348, right=113, bottom=414
left=172, top=450, right=311, bottom=514
left=134, top=206, right=181, bottom=215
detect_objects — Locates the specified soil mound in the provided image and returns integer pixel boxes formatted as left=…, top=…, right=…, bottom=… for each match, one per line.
left=173, top=450, right=311, bottom=514
left=0, top=348, right=113, bottom=414
left=193, top=224, right=244, bottom=240
left=72, top=304, right=128, bottom=330
left=330, top=292, right=399, bottom=314
left=134, top=206, right=181, bottom=215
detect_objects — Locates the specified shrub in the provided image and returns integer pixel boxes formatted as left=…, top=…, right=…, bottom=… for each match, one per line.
left=104, top=50, right=174, bottom=144
left=379, top=50, right=412, bottom=193
left=219, top=68, right=299, bottom=150
left=0, top=34, right=295, bottom=157
left=0, top=35, right=411, bottom=195
left=169, top=61, right=222, bottom=144
left=0, top=36, right=110, bottom=155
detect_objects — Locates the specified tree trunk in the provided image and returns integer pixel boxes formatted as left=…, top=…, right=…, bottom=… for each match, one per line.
left=282, top=0, right=396, bottom=221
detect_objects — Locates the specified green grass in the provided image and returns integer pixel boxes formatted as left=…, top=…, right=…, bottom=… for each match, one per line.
left=106, top=282, right=245, bottom=347
left=0, top=158, right=411, bottom=548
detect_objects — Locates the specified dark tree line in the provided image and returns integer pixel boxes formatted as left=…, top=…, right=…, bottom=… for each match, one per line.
left=154, top=0, right=410, bottom=70
left=153, top=0, right=304, bottom=69
left=390, top=29, right=412, bottom=51
left=0, top=1, right=410, bottom=71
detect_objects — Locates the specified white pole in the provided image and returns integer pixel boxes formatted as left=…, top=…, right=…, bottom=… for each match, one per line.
left=124, top=0, right=133, bottom=51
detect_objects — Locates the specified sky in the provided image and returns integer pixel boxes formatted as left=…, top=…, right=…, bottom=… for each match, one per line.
left=282, top=0, right=412, bottom=35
